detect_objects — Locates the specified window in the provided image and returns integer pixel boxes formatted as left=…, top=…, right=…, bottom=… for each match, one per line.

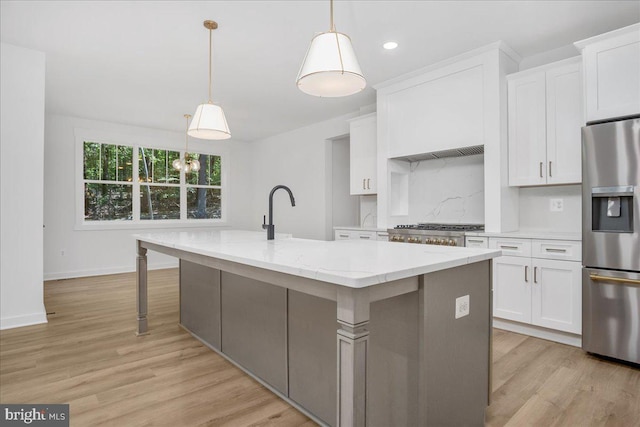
left=83, top=142, right=134, bottom=221
left=186, top=153, right=222, bottom=219
left=80, top=139, right=225, bottom=228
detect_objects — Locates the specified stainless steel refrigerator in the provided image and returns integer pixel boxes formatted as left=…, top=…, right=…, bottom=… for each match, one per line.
left=582, top=115, right=640, bottom=364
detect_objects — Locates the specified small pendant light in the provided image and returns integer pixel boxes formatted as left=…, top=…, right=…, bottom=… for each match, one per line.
left=173, top=114, right=201, bottom=173
left=297, top=0, right=366, bottom=97
left=188, top=20, right=231, bottom=140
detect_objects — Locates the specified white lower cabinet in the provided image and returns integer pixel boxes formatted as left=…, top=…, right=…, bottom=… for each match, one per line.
left=490, top=237, right=582, bottom=335
left=493, top=256, right=532, bottom=324
left=531, top=258, right=581, bottom=333
left=334, top=229, right=377, bottom=241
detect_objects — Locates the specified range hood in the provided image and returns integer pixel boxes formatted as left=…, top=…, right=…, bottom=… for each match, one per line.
left=390, top=144, right=484, bottom=162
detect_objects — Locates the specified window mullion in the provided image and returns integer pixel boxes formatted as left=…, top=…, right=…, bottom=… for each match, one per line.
left=180, top=149, right=187, bottom=220
left=132, top=146, right=140, bottom=221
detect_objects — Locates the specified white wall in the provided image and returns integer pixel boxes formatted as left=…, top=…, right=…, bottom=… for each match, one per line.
left=408, top=155, right=485, bottom=224
left=519, top=185, right=582, bottom=232
left=43, top=114, right=254, bottom=280
left=247, top=112, right=357, bottom=241
left=1, top=43, right=47, bottom=329
left=331, top=137, right=359, bottom=230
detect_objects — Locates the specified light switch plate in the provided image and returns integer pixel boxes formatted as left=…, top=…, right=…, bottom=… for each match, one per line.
left=550, top=198, right=564, bottom=212
left=455, top=295, right=470, bottom=319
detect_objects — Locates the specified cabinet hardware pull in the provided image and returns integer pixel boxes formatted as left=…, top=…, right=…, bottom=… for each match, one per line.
left=360, top=236, right=370, bottom=239
left=589, top=274, right=640, bottom=285
left=534, top=266, right=537, bottom=283
left=363, top=179, right=366, bottom=190
left=468, top=239, right=484, bottom=243
left=539, top=162, right=543, bottom=178
left=548, top=161, right=552, bottom=177
left=500, top=245, right=519, bottom=250
left=367, top=178, right=371, bottom=190
left=525, top=265, right=529, bottom=282
left=545, top=248, right=567, bottom=253
left=339, top=234, right=349, bottom=238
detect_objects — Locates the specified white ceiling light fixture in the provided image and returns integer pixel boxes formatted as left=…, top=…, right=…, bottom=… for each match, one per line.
left=296, top=0, right=366, bottom=97
left=188, top=20, right=231, bottom=140
left=383, top=41, right=398, bottom=50
left=173, top=114, right=201, bottom=173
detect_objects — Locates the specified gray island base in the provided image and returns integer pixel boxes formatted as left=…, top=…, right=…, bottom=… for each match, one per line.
left=134, top=231, right=500, bottom=427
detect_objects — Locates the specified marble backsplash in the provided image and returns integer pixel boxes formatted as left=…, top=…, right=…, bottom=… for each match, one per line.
left=408, top=155, right=484, bottom=224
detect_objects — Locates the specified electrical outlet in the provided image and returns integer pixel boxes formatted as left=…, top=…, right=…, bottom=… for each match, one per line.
left=550, top=198, right=564, bottom=212
left=455, top=295, right=470, bottom=319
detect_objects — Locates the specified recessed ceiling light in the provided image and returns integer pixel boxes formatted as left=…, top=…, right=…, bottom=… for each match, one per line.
left=383, top=41, right=398, bottom=50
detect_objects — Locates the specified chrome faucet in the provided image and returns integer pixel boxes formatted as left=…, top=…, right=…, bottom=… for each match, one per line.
left=263, top=185, right=296, bottom=240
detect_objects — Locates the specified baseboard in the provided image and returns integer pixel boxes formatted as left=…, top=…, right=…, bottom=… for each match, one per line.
left=43, top=261, right=179, bottom=281
left=493, top=318, right=582, bottom=348
left=0, top=307, right=48, bottom=330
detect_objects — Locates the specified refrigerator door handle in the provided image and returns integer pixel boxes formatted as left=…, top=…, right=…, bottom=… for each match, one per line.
left=589, top=274, right=640, bottom=286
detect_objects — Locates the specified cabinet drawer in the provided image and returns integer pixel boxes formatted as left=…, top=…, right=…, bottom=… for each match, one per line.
left=334, top=230, right=353, bottom=240
left=489, top=238, right=531, bottom=257
left=465, top=236, right=488, bottom=248
left=532, top=240, right=581, bottom=261
left=355, top=231, right=376, bottom=241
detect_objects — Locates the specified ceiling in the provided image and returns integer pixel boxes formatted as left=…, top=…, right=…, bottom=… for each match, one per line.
left=1, top=1, right=638, bottom=142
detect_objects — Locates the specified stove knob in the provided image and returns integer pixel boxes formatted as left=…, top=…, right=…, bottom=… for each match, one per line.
left=391, top=236, right=397, bottom=241
left=398, top=237, right=405, bottom=242
left=435, top=239, right=442, bottom=245
left=426, top=238, right=432, bottom=244
left=448, top=239, right=455, bottom=246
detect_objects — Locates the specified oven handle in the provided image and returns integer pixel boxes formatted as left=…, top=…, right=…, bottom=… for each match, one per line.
left=589, top=274, right=640, bottom=286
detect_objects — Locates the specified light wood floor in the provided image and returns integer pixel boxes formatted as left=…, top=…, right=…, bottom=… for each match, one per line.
left=1, top=269, right=638, bottom=426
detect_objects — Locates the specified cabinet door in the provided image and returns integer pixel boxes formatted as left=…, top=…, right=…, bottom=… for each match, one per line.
left=508, top=73, right=547, bottom=186
left=531, top=259, right=582, bottom=334
left=493, top=256, right=532, bottom=323
left=583, top=30, right=640, bottom=122
left=350, top=115, right=377, bottom=195
left=546, top=62, right=583, bottom=185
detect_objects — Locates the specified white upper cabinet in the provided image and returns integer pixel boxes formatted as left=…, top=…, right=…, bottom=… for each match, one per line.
left=349, top=113, right=377, bottom=195
left=385, top=62, right=484, bottom=158
left=507, top=58, right=583, bottom=186
left=575, top=23, right=640, bottom=122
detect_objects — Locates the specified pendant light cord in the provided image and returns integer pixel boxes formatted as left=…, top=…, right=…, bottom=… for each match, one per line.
left=330, top=0, right=335, bottom=32
left=208, top=27, right=213, bottom=103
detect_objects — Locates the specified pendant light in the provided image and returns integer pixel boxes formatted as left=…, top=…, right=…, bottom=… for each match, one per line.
left=296, top=0, right=366, bottom=97
left=173, top=114, right=201, bottom=173
left=188, top=20, right=231, bottom=140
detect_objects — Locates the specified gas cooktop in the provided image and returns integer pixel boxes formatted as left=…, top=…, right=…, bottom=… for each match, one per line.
left=394, top=223, right=485, bottom=232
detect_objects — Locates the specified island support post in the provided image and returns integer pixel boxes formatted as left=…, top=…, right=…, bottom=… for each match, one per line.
left=336, top=286, right=370, bottom=427
left=136, top=240, right=148, bottom=336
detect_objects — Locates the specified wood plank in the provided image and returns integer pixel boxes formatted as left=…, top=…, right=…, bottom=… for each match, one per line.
left=2, top=268, right=639, bottom=426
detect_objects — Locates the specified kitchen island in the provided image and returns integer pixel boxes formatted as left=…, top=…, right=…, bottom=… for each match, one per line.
left=134, top=230, right=501, bottom=427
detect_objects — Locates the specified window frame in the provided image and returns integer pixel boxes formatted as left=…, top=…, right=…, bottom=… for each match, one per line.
left=75, top=128, right=229, bottom=230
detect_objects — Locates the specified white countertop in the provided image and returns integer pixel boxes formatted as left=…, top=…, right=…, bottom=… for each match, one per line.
left=465, top=230, right=582, bottom=241
left=135, top=230, right=501, bottom=288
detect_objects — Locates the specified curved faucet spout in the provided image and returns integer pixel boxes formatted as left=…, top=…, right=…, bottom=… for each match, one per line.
left=270, top=185, right=296, bottom=207
left=263, top=185, right=296, bottom=240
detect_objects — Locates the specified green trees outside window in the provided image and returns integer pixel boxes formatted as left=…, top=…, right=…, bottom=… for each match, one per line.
left=82, top=141, right=223, bottom=223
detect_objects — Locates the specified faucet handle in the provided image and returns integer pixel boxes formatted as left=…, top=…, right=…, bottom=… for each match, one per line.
left=262, top=215, right=267, bottom=230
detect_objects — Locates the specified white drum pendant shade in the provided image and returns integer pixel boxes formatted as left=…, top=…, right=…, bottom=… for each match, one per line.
left=188, top=103, right=231, bottom=140
left=297, top=31, right=366, bottom=97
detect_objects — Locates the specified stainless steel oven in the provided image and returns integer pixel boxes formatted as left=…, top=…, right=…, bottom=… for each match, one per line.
left=582, top=116, right=640, bottom=364
left=387, top=223, right=484, bottom=247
